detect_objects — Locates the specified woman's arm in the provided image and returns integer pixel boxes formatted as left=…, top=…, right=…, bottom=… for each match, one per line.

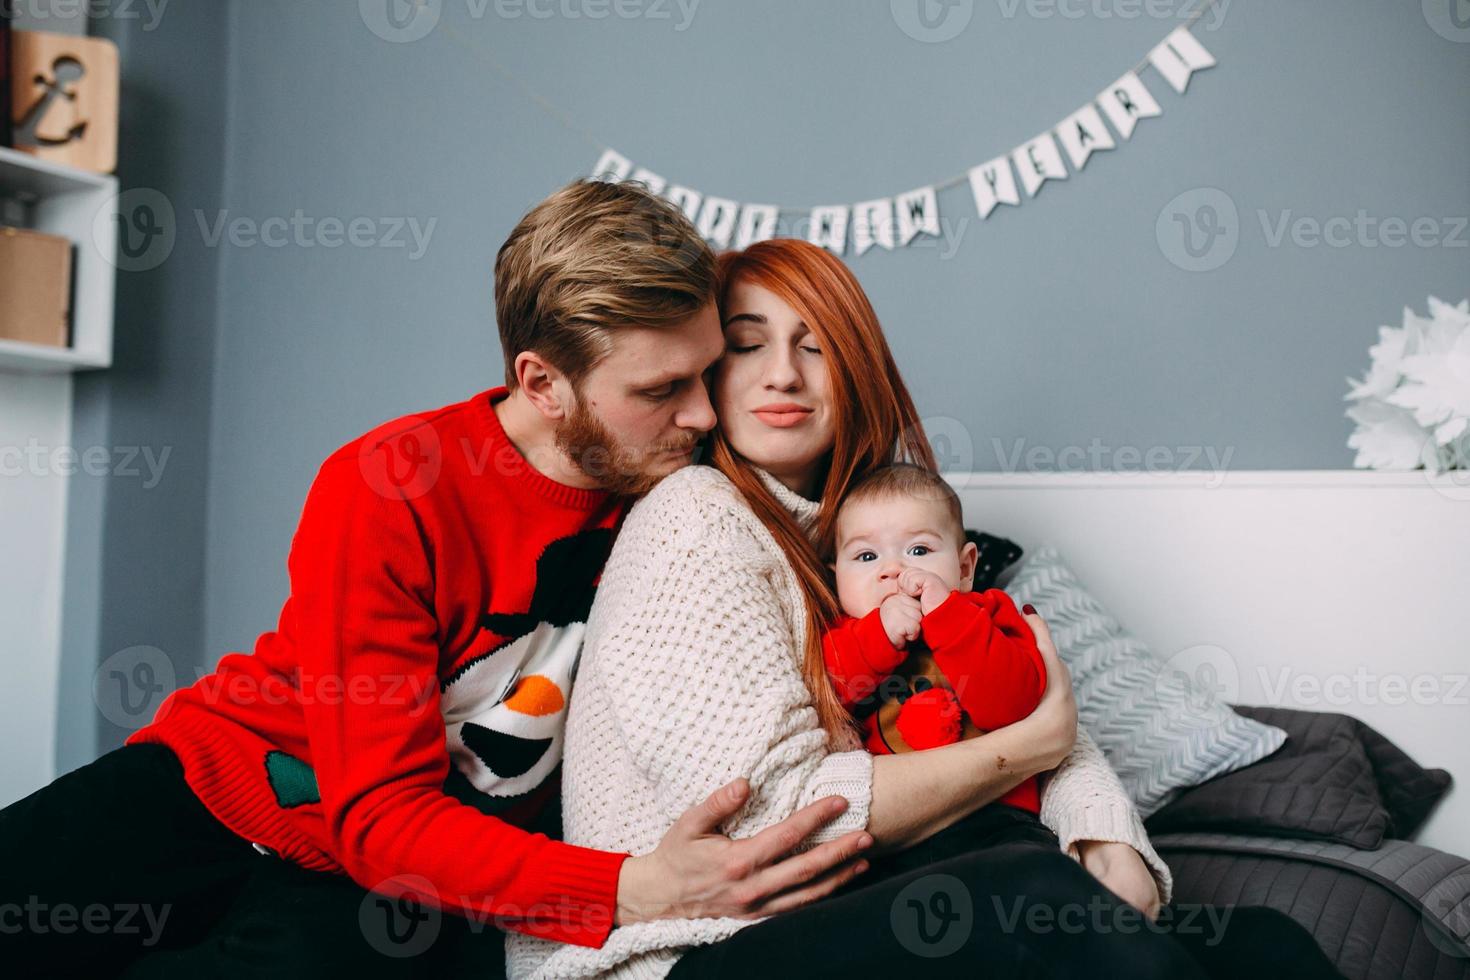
left=865, top=607, right=1078, bottom=854
left=586, top=475, right=878, bottom=857
left=1039, top=726, right=1173, bottom=910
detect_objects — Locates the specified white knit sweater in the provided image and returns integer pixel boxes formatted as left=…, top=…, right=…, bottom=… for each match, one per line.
left=506, top=464, right=1171, bottom=980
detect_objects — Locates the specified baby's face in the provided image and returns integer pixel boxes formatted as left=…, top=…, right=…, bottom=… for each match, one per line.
left=830, top=493, right=970, bottom=619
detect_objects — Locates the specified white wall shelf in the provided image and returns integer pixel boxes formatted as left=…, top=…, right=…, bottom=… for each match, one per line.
left=0, top=146, right=117, bottom=373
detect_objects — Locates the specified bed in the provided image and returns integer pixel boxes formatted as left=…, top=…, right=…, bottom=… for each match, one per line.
left=951, top=467, right=1469, bottom=978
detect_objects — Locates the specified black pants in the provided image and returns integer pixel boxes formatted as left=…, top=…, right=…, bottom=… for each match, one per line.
left=0, top=743, right=505, bottom=979
left=3, top=745, right=1340, bottom=980
left=668, top=804, right=1345, bottom=980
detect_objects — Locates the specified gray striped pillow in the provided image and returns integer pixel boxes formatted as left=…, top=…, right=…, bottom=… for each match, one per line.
left=1004, top=546, right=1287, bottom=817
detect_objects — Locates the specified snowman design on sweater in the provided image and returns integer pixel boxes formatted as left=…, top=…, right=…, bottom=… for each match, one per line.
left=440, top=528, right=614, bottom=804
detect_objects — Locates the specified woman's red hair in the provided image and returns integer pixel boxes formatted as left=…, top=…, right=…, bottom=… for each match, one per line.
left=709, top=239, right=936, bottom=744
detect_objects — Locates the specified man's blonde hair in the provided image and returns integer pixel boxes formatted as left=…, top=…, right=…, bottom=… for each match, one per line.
left=494, top=178, right=716, bottom=391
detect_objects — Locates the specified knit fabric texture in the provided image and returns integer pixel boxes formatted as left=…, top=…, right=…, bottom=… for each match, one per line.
left=507, top=464, right=1172, bottom=979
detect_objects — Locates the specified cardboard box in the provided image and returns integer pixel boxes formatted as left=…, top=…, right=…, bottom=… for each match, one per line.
left=9, top=29, right=118, bottom=174
left=0, top=225, right=73, bottom=348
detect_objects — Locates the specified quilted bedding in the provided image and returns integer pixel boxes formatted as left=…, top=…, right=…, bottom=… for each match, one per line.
left=1155, top=831, right=1470, bottom=980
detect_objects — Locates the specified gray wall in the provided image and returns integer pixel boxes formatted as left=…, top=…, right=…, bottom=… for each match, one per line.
left=56, top=0, right=1470, bottom=759
left=45, top=1, right=231, bottom=772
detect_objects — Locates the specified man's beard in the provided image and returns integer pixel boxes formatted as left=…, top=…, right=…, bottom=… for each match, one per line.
left=554, top=397, right=698, bottom=496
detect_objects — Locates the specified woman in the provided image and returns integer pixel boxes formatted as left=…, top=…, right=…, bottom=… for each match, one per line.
left=507, top=240, right=1335, bottom=979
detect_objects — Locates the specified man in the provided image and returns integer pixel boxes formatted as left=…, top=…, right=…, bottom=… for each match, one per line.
left=0, top=179, right=871, bottom=977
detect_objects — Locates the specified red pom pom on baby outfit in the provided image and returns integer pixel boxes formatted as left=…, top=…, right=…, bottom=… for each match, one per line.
left=895, top=687, right=963, bottom=750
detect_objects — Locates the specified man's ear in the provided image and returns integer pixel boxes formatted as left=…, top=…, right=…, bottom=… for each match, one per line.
left=958, top=539, right=979, bottom=591
left=513, top=351, right=572, bottom=421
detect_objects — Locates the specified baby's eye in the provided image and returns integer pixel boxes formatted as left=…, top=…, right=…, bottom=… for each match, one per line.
left=907, top=545, right=932, bottom=557
left=854, top=551, right=877, bottom=563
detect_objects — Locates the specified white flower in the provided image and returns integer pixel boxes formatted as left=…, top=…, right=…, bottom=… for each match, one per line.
left=1346, top=399, right=1437, bottom=470
left=1344, top=323, right=1409, bottom=401
left=1345, top=296, right=1469, bottom=472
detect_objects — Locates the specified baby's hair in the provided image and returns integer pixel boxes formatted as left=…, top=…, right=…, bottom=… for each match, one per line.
left=839, top=462, right=966, bottom=546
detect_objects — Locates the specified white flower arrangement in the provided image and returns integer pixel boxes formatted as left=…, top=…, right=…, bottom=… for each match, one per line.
left=1345, top=296, right=1470, bottom=473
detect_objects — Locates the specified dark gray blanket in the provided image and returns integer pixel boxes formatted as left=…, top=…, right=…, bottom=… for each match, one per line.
left=1156, top=831, right=1470, bottom=980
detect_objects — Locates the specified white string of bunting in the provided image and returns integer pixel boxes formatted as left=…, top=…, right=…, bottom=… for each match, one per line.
left=588, top=20, right=1218, bottom=257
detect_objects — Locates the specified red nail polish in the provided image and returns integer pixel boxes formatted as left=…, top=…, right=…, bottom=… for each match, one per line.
left=1022, top=603, right=1037, bottom=616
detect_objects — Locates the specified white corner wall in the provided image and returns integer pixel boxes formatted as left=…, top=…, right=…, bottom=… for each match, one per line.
left=0, top=374, right=71, bottom=805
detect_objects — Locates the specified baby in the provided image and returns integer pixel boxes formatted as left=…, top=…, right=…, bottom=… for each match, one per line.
left=822, top=462, right=1047, bottom=813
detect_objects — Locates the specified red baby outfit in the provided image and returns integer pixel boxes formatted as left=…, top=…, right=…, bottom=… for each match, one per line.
left=821, top=588, right=1048, bottom=813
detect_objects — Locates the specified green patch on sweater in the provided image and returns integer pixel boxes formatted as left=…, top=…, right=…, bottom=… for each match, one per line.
left=265, top=750, right=320, bottom=808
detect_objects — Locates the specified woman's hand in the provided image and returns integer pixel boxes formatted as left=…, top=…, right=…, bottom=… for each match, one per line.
left=1016, top=606, right=1077, bottom=771
left=1077, top=839, right=1162, bottom=920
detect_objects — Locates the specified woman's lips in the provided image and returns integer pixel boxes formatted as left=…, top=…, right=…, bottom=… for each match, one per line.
left=752, top=408, right=812, bottom=428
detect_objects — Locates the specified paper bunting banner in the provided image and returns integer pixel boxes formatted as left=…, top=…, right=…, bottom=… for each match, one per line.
left=968, top=156, right=1021, bottom=219
left=735, top=204, right=779, bottom=250
left=852, top=198, right=896, bottom=256
left=896, top=186, right=941, bottom=245
left=1148, top=26, right=1218, bottom=94
left=808, top=205, right=850, bottom=254
left=1098, top=71, right=1163, bottom=140
left=591, top=24, right=1217, bottom=256
left=666, top=185, right=702, bottom=223
left=696, top=196, right=739, bottom=249
left=1056, top=105, right=1115, bottom=170
left=1012, top=133, right=1068, bottom=198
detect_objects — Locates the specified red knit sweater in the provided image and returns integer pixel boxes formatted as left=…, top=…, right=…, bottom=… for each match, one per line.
left=821, top=588, right=1048, bottom=813
left=126, top=386, right=632, bottom=947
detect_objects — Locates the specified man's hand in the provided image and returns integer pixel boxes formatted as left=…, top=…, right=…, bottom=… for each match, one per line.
left=615, top=778, right=873, bottom=926
left=1077, top=839, right=1161, bottom=920
left=897, top=568, right=950, bottom=616
left=879, top=591, right=923, bottom=649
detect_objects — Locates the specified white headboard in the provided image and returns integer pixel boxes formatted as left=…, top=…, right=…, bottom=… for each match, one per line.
left=950, top=468, right=1469, bottom=859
